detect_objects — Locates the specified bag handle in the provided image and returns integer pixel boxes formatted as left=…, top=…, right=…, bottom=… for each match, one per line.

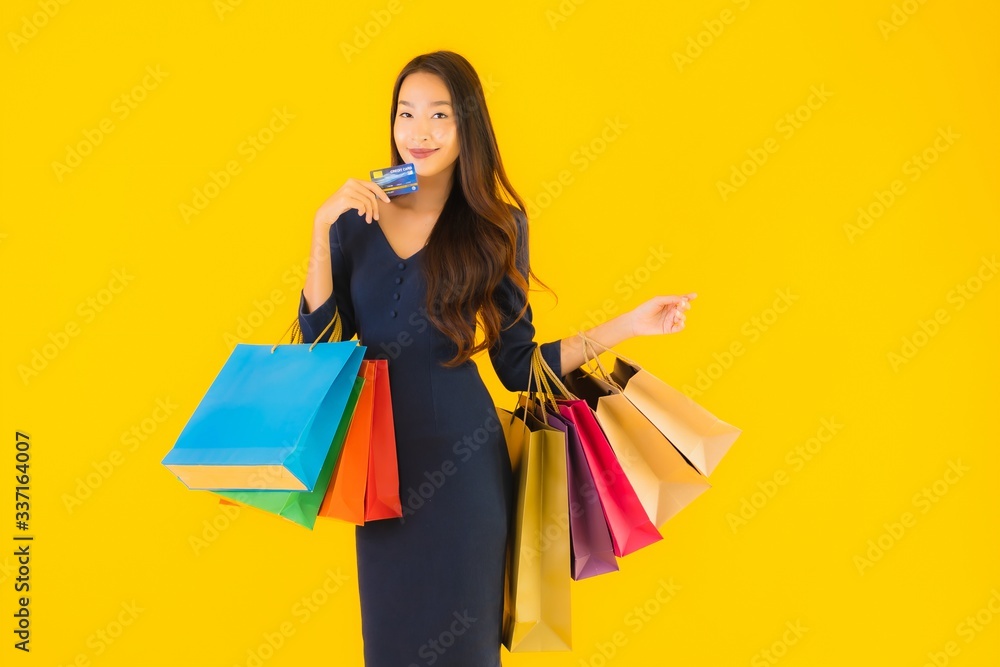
left=532, top=344, right=578, bottom=403
left=574, top=330, right=645, bottom=391
left=512, top=345, right=562, bottom=426
left=576, top=331, right=613, bottom=384
left=270, top=309, right=342, bottom=354
left=575, top=329, right=641, bottom=368
left=509, top=355, right=538, bottom=441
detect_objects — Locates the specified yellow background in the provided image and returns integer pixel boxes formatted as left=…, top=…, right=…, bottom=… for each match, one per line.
left=2, top=0, right=998, bottom=665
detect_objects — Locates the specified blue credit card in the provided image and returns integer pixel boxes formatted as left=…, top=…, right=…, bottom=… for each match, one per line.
left=370, top=163, right=418, bottom=197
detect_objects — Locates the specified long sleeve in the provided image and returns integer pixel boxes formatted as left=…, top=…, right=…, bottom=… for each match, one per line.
left=297, top=219, right=358, bottom=344
left=488, top=207, right=563, bottom=393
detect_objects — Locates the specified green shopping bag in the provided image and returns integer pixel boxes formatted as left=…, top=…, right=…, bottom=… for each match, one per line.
left=214, top=376, right=364, bottom=529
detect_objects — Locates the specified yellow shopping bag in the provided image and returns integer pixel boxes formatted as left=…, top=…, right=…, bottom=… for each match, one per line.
left=499, top=351, right=572, bottom=653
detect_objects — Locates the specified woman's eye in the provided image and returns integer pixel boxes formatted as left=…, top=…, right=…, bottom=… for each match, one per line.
left=397, top=112, right=448, bottom=118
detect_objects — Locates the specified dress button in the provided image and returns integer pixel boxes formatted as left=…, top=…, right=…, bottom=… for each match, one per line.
left=390, top=310, right=397, bottom=318
left=393, top=293, right=400, bottom=300
left=397, top=261, right=406, bottom=270
left=394, top=277, right=402, bottom=284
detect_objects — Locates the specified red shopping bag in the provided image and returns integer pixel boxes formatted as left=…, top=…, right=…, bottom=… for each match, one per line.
left=363, top=359, right=401, bottom=520
left=556, top=399, right=662, bottom=557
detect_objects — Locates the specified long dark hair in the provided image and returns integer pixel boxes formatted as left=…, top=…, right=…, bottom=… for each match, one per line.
left=389, top=51, right=555, bottom=368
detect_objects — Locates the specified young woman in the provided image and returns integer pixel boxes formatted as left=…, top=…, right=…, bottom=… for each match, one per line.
left=299, top=50, right=695, bottom=667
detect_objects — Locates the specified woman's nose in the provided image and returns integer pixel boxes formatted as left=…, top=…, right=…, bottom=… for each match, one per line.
left=414, top=118, right=432, bottom=141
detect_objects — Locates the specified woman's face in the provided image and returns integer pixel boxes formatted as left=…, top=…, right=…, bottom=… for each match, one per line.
left=394, top=71, right=460, bottom=179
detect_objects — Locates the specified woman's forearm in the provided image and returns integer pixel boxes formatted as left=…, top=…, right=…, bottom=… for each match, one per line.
left=559, top=312, right=633, bottom=375
left=303, top=220, right=334, bottom=313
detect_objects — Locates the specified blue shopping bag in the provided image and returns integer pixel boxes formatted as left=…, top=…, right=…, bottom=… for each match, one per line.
left=162, top=340, right=366, bottom=492
left=214, top=376, right=365, bottom=529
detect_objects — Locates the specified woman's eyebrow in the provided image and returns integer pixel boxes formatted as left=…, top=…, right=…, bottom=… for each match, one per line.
left=398, top=100, right=452, bottom=107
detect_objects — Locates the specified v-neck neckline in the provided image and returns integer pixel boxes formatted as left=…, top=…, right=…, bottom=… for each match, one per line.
left=373, top=218, right=428, bottom=262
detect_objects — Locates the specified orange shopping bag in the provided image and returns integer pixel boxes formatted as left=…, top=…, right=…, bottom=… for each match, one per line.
left=317, top=361, right=376, bottom=524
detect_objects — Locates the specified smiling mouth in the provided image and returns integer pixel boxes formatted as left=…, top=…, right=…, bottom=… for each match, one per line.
left=409, top=148, right=439, bottom=158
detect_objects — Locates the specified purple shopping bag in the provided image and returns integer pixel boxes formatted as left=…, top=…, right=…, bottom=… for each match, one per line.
left=543, top=407, right=619, bottom=580
left=556, top=399, right=662, bottom=557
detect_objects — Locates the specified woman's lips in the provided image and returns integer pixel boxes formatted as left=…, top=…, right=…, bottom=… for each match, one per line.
left=409, top=148, right=439, bottom=159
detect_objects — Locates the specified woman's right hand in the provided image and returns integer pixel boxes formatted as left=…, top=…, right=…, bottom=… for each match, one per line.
left=314, top=178, right=391, bottom=227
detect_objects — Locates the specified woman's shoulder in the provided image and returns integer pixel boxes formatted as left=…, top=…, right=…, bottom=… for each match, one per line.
left=505, top=203, right=528, bottom=241
left=506, top=203, right=527, bottom=225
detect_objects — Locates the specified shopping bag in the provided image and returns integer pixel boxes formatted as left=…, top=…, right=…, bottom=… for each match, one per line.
left=161, top=327, right=366, bottom=491
left=527, top=344, right=662, bottom=557
left=497, top=406, right=524, bottom=657
left=557, top=399, right=663, bottom=556
left=501, top=402, right=572, bottom=652
left=317, top=360, right=376, bottom=525
left=562, top=367, right=711, bottom=528
left=497, top=405, right=526, bottom=657
left=582, top=333, right=740, bottom=477
left=212, top=377, right=364, bottom=529
left=364, top=359, right=402, bottom=520
left=610, top=356, right=739, bottom=476
left=543, top=407, right=618, bottom=581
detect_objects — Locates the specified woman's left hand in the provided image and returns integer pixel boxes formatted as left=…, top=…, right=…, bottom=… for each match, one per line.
left=628, top=293, right=697, bottom=336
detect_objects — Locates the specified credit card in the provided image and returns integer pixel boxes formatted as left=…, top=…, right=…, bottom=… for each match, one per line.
left=370, top=162, right=418, bottom=197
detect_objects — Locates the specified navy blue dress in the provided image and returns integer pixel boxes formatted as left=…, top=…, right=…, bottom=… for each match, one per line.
left=297, top=204, right=562, bottom=667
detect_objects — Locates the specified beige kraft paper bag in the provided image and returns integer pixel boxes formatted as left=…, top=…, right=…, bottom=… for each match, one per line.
left=579, top=332, right=741, bottom=477
left=561, top=365, right=711, bottom=528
